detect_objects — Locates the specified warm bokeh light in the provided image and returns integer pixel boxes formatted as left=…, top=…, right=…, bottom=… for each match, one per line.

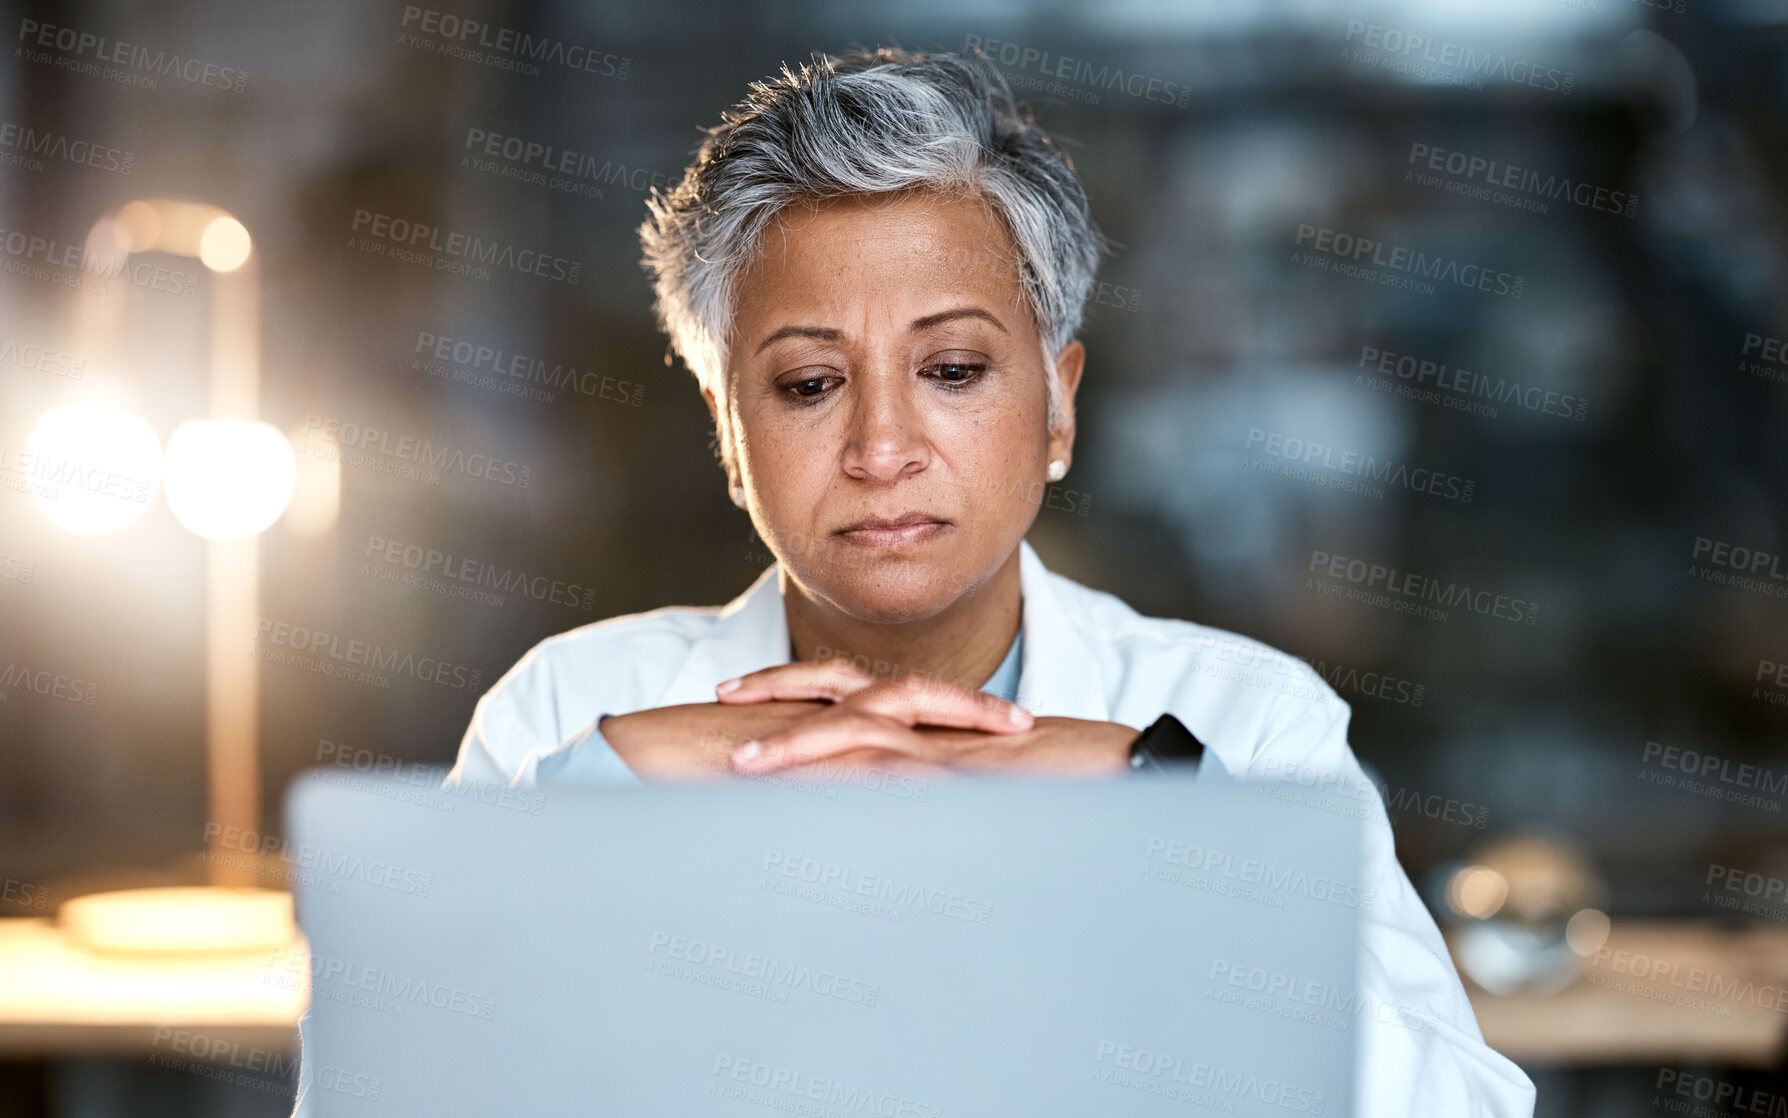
left=26, top=407, right=163, bottom=534
left=1565, top=908, right=1612, bottom=957
left=283, top=417, right=342, bottom=537
left=1448, top=865, right=1511, bottom=920
left=198, top=216, right=253, bottom=272
left=162, top=419, right=297, bottom=539
left=113, top=199, right=161, bottom=252
left=0, top=919, right=306, bottom=1027
left=60, top=886, right=296, bottom=956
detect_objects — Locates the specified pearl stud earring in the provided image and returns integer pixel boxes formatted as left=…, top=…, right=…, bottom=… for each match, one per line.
left=730, top=485, right=745, bottom=508
left=1046, top=459, right=1067, bottom=482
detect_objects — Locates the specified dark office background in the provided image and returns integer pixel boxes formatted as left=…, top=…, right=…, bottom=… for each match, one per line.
left=1, top=0, right=1785, bottom=1114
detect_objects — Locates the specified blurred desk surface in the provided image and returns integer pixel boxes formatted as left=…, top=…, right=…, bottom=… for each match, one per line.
left=1458, top=921, right=1788, bottom=1067
left=0, top=917, right=306, bottom=1056
left=2, top=915, right=1784, bottom=1065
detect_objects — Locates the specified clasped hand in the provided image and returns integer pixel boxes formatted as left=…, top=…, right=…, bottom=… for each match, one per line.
left=712, top=658, right=1136, bottom=778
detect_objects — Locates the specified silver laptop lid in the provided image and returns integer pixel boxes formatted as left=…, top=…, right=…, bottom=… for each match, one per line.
left=285, top=772, right=1364, bottom=1116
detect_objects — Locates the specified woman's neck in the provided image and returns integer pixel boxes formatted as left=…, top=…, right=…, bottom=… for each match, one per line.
left=781, top=547, right=1023, bottom=693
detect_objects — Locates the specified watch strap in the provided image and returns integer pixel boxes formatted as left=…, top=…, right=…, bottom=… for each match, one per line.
left=1127, top=713, right=1205, bottom=774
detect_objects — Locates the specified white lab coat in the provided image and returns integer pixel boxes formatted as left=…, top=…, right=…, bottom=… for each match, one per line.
left=293, top=539, right=1536, bottom=1117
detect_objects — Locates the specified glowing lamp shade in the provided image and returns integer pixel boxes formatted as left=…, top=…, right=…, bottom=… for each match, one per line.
left=27, top=407, right=162, bottom=534
left=163, top=420, right=296, bottom=540
left=198, top=216, right=252, bottom=272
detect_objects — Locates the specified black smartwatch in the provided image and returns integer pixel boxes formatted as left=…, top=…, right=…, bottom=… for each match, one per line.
left=1127, top=713, right=1206, bottom=774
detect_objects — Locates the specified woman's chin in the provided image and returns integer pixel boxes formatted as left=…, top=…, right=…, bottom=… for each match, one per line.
left=809, top=565, right=972, bottom=625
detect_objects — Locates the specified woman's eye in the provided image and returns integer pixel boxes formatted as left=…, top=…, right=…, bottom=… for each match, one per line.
left=927, top=363, right=986, bottom=386
left=784, top=376, right=837, bottom=399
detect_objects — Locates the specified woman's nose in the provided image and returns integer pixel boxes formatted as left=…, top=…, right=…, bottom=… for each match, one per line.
left=840, top=370, right=931, bottom=483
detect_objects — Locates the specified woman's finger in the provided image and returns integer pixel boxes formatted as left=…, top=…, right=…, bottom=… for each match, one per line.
left=842, top=677, right=1033, bottom=735
left=714, top=658, right=876, bottom=704
left=730, top=709, right=945, bottom=774
left=717, top=661, right=1033, bottom=738
left=779, top=746, right=953, bottom=781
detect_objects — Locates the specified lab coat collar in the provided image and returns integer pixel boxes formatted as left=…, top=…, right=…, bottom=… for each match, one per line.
left=653, top=539, right=1111, bottom=723
left=1011, top=540, right=1111, bottom=722
left=652, top=561, right=789, bottom=709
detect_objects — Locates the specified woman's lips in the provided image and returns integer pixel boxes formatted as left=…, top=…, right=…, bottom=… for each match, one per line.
left=835, top=517, right=950, bottom=548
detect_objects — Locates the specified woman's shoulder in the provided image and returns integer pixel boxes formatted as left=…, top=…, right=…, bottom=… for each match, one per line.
left=497, top=600, right=728, bottom=696
left=509, top=562, right=784, bottom=684
left=1042, top=566, right=1349, bottom=760
left=446, top=600, right=739, bottom=788
left=1049, top=569, right=1332, bottom=688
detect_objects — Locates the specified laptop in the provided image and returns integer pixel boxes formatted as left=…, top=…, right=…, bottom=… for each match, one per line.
left=284, top=769, right=1364, bottom=1116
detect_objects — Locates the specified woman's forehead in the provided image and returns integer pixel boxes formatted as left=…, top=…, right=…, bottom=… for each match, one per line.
left=735, top=193, right=1030, bottom=331
left=756, top=193, right=1017, bottom=278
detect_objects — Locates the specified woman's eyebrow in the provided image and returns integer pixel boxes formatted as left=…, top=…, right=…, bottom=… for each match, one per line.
left=910, top=306, right=1007, bottom=335
left=752, top=307, right=1006, bottom=355
left=754, top=325, right=842, bottom=355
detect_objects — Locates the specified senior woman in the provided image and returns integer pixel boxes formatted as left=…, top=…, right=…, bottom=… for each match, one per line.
left=290, top=46, right=1534, bottom=1118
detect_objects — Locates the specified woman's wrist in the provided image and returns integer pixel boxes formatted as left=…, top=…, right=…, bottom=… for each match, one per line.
left=600, top=706, right=733, bottom=779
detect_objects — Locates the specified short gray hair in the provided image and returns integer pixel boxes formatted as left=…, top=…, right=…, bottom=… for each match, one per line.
left=637, top=46, right=1108, bottom=439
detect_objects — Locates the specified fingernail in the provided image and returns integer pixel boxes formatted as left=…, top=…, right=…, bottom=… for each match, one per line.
left=717, top=677, right=741, bottom=695
left=733, top=740, right=760, bottom=762
left=1009, top=704, right=1032, bottom=726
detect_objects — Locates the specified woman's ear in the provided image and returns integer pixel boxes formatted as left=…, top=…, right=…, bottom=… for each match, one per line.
left=1047, top=339, right=1086, bottom=466
left=699, top=380, right=740, bottom=490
